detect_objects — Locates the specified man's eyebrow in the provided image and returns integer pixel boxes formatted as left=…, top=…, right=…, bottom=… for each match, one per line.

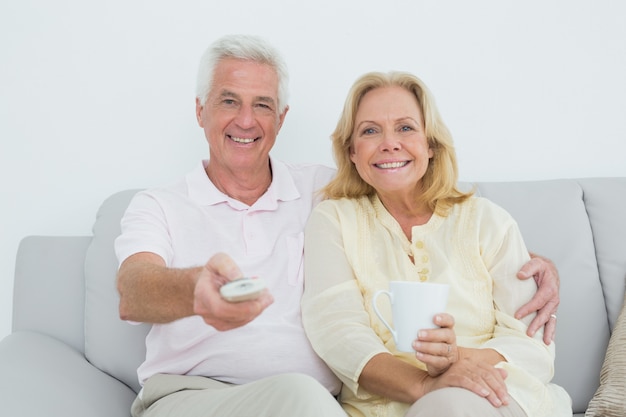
left=256, top=96, right=276, bottom=106
left=218, top=90, right=239, bottom=99
left=218, top=90, right=276, bottom=106
left=219, top=90, right=276, bottom=107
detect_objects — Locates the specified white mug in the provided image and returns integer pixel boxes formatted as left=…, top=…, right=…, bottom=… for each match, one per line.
left=372, top=281, right=450, bottom=352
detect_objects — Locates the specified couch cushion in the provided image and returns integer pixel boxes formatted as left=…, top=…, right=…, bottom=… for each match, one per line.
left=474, top=179, right=608, bottom=414
left=84, top=189, right=149, bottom=393
left=585, top=293, right=626, bottom=416
left=0, top=331, right=136, bottom=416
left=578, top=177, right=626, bottom=331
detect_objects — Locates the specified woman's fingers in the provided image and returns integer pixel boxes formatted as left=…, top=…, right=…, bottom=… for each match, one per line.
left=413, top=314, right=458, bottom=376
left=426, top=357, right=510, bottom=408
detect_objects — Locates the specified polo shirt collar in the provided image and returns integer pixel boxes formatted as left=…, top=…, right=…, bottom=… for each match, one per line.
left=186, top=157, right=301, bottom=208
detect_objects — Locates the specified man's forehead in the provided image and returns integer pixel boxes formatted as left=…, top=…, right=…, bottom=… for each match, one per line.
left=210, top=59, right=279, bottom=101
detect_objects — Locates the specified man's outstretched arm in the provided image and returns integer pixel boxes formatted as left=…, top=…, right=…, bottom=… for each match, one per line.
left=117, top=252, right=273, bottom=330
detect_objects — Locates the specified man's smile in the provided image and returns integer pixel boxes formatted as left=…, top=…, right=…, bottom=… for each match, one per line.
left=229, top=135, right=258, bottom=144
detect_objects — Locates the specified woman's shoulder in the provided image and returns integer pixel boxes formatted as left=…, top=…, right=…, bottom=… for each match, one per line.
left=312, top=196, right=374, bottom=229
left=316, top=195, right=371, bottom=211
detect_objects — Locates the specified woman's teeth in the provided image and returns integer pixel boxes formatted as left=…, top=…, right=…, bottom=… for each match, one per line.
left=376, top=161, right=408, bottom=169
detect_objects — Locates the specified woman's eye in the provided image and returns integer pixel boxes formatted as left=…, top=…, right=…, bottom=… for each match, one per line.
left=400, top=125, right=413, bottom=132
left=362, top=128, right=377, bottom=135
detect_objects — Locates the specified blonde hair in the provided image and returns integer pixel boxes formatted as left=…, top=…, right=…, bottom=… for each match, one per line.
left=323, top=71, right=472, bottom=215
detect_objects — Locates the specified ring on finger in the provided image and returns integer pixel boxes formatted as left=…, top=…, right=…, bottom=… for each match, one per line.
left=550, top=314, right=557, bottom=320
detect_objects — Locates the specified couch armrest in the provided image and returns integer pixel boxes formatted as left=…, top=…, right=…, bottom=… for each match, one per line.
left=14, top=236, right=92, bottom=353
left=0, top=331, right=136, bottom=417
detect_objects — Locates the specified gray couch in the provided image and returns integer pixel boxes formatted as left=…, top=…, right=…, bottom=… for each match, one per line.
left=1, top=178, right=625, bottom=417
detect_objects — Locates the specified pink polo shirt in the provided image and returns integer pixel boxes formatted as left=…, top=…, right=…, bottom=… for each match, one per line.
left=115, top=158, right=341, bottom=394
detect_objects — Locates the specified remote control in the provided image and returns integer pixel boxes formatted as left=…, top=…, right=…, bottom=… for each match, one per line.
left=219, top=277, right=267, bottom=302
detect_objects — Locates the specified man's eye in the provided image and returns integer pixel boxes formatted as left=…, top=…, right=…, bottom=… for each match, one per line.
left=223, top=99, right=236, bottom=105
left=255, top=103, right=274, bottom=112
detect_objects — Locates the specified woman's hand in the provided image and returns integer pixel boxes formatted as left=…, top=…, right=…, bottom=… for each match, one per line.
left=423, top=356, right=511, bottom=408
left=358, top=346, right=509, bottom=407
left=415, top=314, right=511, bottom=409
left=412, top=313, right=458, bottom=377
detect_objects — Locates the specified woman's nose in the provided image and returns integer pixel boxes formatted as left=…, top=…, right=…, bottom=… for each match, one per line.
left=380, top=132, right=401, bottom=151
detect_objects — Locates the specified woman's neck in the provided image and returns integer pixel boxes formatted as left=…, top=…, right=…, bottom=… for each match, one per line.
left=377, top=192, right=433, bottom=240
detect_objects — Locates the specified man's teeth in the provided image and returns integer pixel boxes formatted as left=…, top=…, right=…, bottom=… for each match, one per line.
left=376, top=161, right=408, bottom=169
left=231, top=137, right=256, bottom=144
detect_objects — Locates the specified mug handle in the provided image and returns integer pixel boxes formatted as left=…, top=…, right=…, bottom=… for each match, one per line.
left=372, top=290, right=397, bottom=343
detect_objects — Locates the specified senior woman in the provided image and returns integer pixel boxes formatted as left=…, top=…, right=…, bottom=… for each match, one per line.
left=301, top=72, right=571, bottom=417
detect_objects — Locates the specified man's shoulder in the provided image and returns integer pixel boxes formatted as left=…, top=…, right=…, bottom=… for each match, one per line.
left=135, top=162, right=206, bottom=200
left=273, top=160, right=336, bottom=191
left=281, top=161, right=336, bottom=177
left=135, top=176, right=188, bottom=199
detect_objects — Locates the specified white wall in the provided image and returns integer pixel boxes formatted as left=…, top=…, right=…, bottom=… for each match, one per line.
left=2, top=1, right=625, bottom=340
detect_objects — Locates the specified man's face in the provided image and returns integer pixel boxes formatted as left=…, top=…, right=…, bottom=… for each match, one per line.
left=196, top=57, right=288, bottom=174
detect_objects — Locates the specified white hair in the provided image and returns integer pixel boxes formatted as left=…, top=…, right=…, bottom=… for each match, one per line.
left=195, top=34, right=289, bottom=113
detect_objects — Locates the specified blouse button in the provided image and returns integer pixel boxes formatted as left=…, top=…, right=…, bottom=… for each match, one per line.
left=419, top=274, right=428, bottom=282
left=415, top=241, right=424, bottom=249
left=421, top=255, right=429, bottom=263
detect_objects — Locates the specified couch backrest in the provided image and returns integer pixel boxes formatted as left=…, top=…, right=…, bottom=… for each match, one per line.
left=20, top=178, right=623, bottom=405
left=473, top=178, right=626, bottom=413
left=84, top=189, right=149, bottom=393
left=577, top=178, right=626, bottom=329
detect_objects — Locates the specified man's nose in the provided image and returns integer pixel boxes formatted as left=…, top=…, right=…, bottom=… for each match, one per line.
left=234, top=105, right=255, bottom=129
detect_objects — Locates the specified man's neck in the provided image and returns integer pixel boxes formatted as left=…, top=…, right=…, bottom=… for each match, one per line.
left=205, top=160, right=272, bottom=206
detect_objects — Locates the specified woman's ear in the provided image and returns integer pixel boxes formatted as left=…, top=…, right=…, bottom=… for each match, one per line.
left=349, top=146, right=356, bottom=163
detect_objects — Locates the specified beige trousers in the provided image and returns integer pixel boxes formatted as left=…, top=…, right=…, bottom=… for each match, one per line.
left=406, top=387, right=527, bottom=417
left=131, top=373, right=347, bottom=417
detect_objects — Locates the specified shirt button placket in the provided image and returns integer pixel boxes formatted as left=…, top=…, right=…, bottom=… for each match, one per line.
left=415, top=240, right=430, bottom=282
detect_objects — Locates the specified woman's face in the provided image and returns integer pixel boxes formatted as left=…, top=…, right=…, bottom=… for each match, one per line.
left=349, top=86, right=433, bottom=197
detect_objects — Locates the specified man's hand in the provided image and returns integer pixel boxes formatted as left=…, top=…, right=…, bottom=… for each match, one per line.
left=193, top=252, right=274, bottom=331
left=515, top=253, right=560, bottom=344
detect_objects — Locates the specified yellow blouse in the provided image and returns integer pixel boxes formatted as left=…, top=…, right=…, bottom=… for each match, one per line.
left=301, top=195, right=571, bottom=417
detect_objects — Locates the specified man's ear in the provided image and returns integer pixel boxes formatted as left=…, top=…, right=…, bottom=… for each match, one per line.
left=276, top=105, right=289, bottom=132
left=195, top=98, right=204, bottom=127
